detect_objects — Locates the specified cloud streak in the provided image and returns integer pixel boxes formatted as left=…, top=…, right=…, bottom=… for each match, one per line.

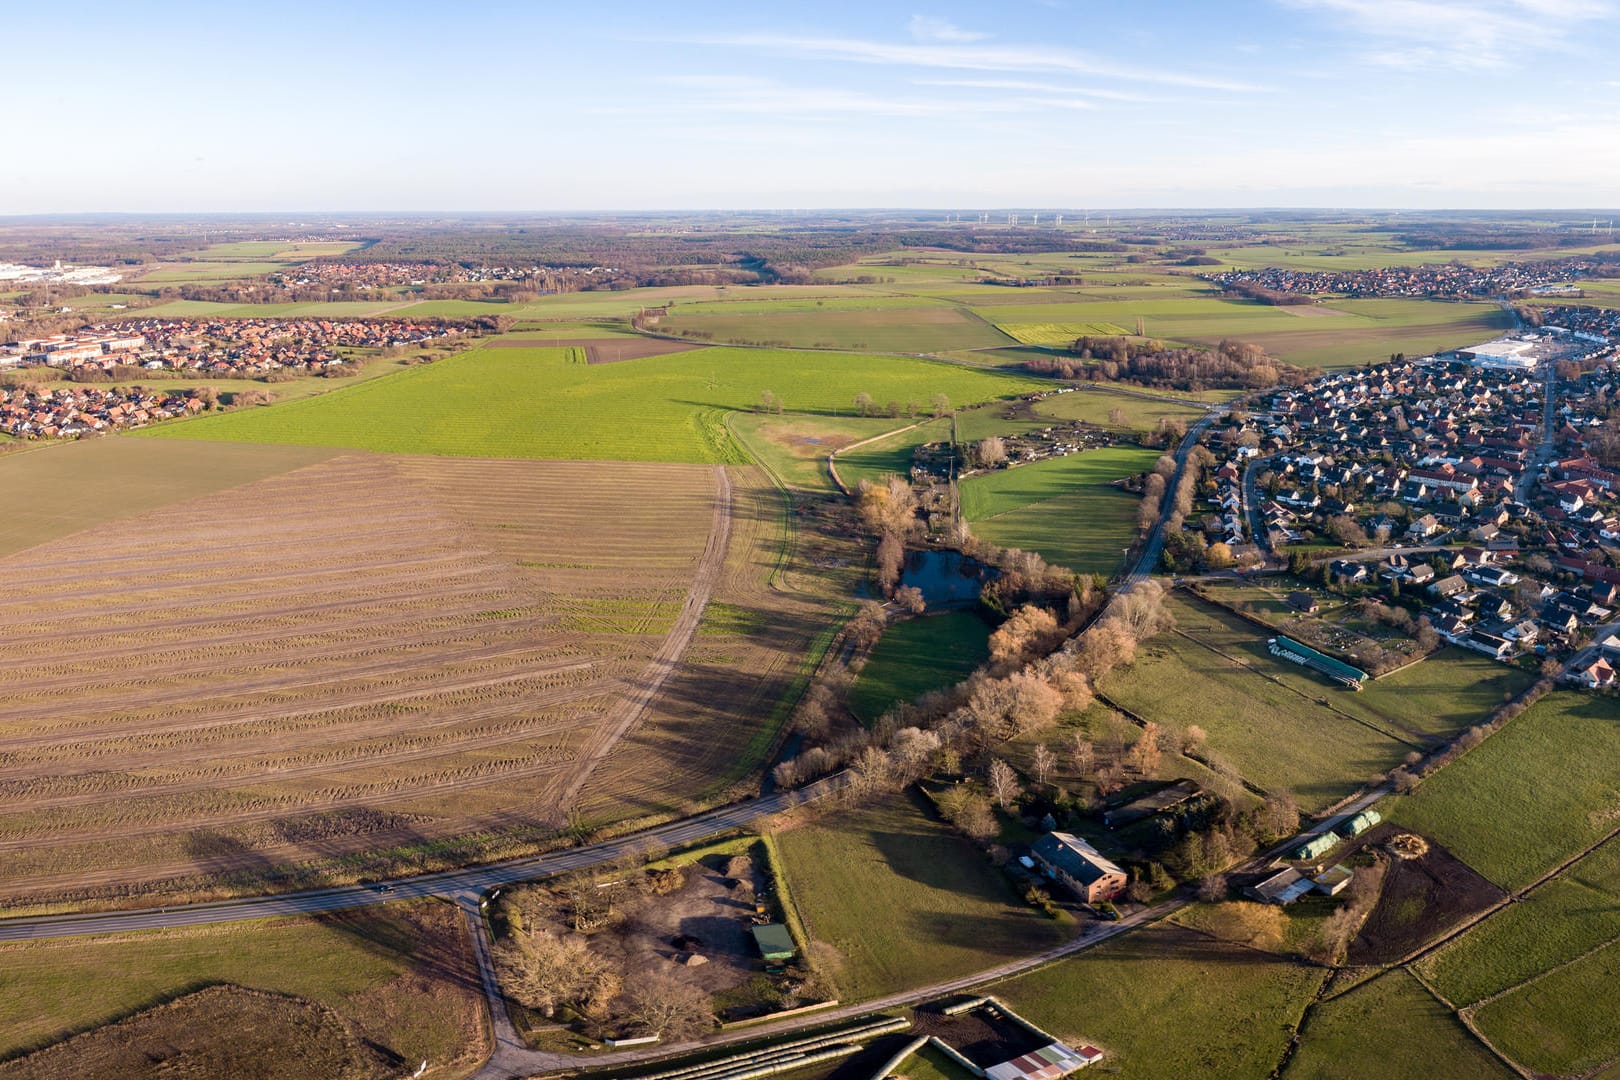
left=674, top=32, right=1267, bottom=92
left=1281, top=0, right=1611, bottom=68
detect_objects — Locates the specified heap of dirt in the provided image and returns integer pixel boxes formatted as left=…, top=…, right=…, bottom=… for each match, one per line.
left=1346, top=827, right=1504, bottom=966
left=0, top=986, right=369, bottom=1080
left=908, top=1006, right=1047, bottom=1068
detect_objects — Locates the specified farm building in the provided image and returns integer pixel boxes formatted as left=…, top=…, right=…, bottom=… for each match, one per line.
left=1248, top=867, right=1314, bottom=905
left=1102, top=779, right=1202, bottom=829
left=1313, top=865, right=1354, bottom=896
left=1267, top=636, right=1367, bottom=690
left=986, top=1042, right=1105, bottom=1080
left=1030, top=832, right=1127, bottom=904
left=1285, top=591, right=1319, bottom=614
left=1294, top=832, right=1340, bottom=862
left=750, top=923, right=796, bottom=963
left=1338, top=809, right=1382, bottom=838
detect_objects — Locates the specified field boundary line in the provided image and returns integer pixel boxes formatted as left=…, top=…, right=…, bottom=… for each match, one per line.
left=555, top=465, right=733, bottom=811
left=825, top=418, right=928, bottom=496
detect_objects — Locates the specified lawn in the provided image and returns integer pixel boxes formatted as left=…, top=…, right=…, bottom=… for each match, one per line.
left=0, top=902, right=484, bottom=1077
left=1283, top=970, right=1510, bottom=1080
left=1416, top=834, right=1620, bottom=1006
left=849, top=612, right=991, bottom=721
left=771, top=791, right=1068, bottom=1001
left=1391, top=692, right=1620, bottom=891
left=0, top=437, right=336, bottom=558
left=992, top=924, right=1324, bottom=1080
left=960, top=446, right=1158, bottom=577
left=145, top=344, right=1037, bottom=463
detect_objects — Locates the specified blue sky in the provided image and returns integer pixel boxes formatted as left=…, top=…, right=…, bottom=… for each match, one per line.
left=5, top=0, right=1619, bottom=212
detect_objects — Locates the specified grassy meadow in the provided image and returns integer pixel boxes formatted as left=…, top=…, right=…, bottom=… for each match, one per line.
left=0, top=902, right=483, bottom=1076
left=771, top=791, right=1068, bottom=1001
left=1391, top=692, right=1620, bottom=891
left=849, top=612, right=991, bottom=722
left=145, top=344, right=1037, bottom=463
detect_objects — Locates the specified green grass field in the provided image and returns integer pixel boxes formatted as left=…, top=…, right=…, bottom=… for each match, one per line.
left=1391, top=692, right=1620, bottom=891
left=660, top=306, right=1014, bottom=353
left=0, top=903, right=481, bottom=1073
left=1099, top=595, right=1522, bottom=808
left=849, top=612, right=990, bottom=721
left=1471, top=940, right=1620, bottom=1077
left=0, top=438, right=335, bottom=558
left=772, top=791, right=1068, bottom=1001
left=993, top=924, right=1324, bottom=1080
left=727, top=411, right=917, bottom=491
left=1283, top=971, right=1511, bottom=1080
left=145, top=344, right=1037, bottom=463
left=1416, top=835, right=1620, bottom=1006
left=960, top=446, right=1157, bottom=576
left=960, top=446, right=1157, bottom=520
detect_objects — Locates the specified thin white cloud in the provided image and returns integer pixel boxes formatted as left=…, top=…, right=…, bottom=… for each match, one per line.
left=674, top=33, right=1267, bottom=92
left=912, top=77, right=1164, bottom=103
left=908, top=15, right=988, bottom=43
left=1281, top=0, right=1610, bottom=69
left=629, top=76, right=1101, bottom=118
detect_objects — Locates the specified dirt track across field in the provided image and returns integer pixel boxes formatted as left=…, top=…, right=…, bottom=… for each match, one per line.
left=483, top=336, right=703, bottom=363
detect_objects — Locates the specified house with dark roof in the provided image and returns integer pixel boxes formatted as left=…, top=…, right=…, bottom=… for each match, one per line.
left=1030, top=832, right=1127, bottom=904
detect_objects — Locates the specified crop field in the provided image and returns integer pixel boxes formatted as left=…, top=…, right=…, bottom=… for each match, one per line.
left=659, top=305, right=1014, bottom=353
left=136, top=298, right=409, bottom=318
left=0, top=453, right=748, bottom=901
left=993, top=924, right=1324, bottom=1080
left=1283, top=971, right=1510, bottom=1080
left=960, top=447, right=1158, bottom=577
left=134, top=261, right=287, bottom=283
left=1098, top=594, right=1512, bottom=808
left=1391, top=692, right=1620, bottom=891
left=0, top=900, right=482, bottom=1078
left=147, top=344, right=1037, bottom=464
left=175, top=240, right=367, bottom=261
left=991, top=321, right=1131, bottom=345
left=0, top=438, right=337, bottom=558
left=772, top=791, right=1068, bottom=1001
left=849, top=612, right=990, bottom=721
left=572, top=465, right=844, bottom=822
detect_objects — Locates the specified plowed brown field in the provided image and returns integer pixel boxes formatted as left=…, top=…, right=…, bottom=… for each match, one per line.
left=0, top=453, right=816, bottom=905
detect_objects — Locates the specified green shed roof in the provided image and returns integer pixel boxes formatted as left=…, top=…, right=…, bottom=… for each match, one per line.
left=750, top=923, right=796, bottom=960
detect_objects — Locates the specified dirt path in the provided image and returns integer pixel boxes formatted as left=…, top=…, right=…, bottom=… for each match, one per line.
left=825, top=420, right=928, bottom=495
left=554, top=465, right=733, bottom=813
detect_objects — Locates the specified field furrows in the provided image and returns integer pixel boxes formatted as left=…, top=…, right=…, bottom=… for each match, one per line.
left=0, top=453, right=729, bottom=898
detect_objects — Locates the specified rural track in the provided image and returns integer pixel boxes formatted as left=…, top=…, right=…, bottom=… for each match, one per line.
left=552, top=465, right=734, bottom=813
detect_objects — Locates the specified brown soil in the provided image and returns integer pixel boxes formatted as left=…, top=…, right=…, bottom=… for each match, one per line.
left=1346, top=826, right=1505, bottom=965
left=0, top=454, right=734, bottom=902
left=484, top=337, right=703, bottom=363
left=908, top=1005, right=1048, bottom=1067
left=0, top=986, right=368, bottom=1080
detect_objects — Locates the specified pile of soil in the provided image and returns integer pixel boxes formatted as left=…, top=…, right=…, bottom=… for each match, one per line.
left=1347, top=828, right=1504, bottom=965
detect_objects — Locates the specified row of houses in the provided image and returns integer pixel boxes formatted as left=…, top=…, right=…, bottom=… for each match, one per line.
left=1204, top=256, right=1616, bottom=301
left=0, top=385, right=205, bottom=438
left=1, top=317, right=461, bottom=379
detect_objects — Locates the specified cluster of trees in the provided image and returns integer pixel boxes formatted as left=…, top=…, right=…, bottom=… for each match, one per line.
left=1212, top=279, right=1316, bottom=306
left=1025, top=338, right=1306, bottom=391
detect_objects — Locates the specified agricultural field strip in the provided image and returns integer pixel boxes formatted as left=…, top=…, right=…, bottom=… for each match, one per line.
left=0, top=453, right=723, bottom=895
left=558, top=465, right=731, bottom=809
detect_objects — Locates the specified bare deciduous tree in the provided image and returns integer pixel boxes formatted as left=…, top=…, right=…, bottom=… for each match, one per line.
left=624, top=975, right=714, bottom=1039
left=1031, top=743, right=1057, bottom=787
left=986, top=757, right=1020, bottom=809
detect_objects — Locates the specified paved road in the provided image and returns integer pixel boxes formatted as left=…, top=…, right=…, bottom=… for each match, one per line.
left=0, top=779, right=843, bottom=943
left=1125, top=408, right=1223, bottom=585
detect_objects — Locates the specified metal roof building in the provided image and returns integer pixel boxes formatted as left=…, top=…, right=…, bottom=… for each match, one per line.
left=986, top=1042, right=1103, bottom=1080
left=749, top=923, right=796, bottom=962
